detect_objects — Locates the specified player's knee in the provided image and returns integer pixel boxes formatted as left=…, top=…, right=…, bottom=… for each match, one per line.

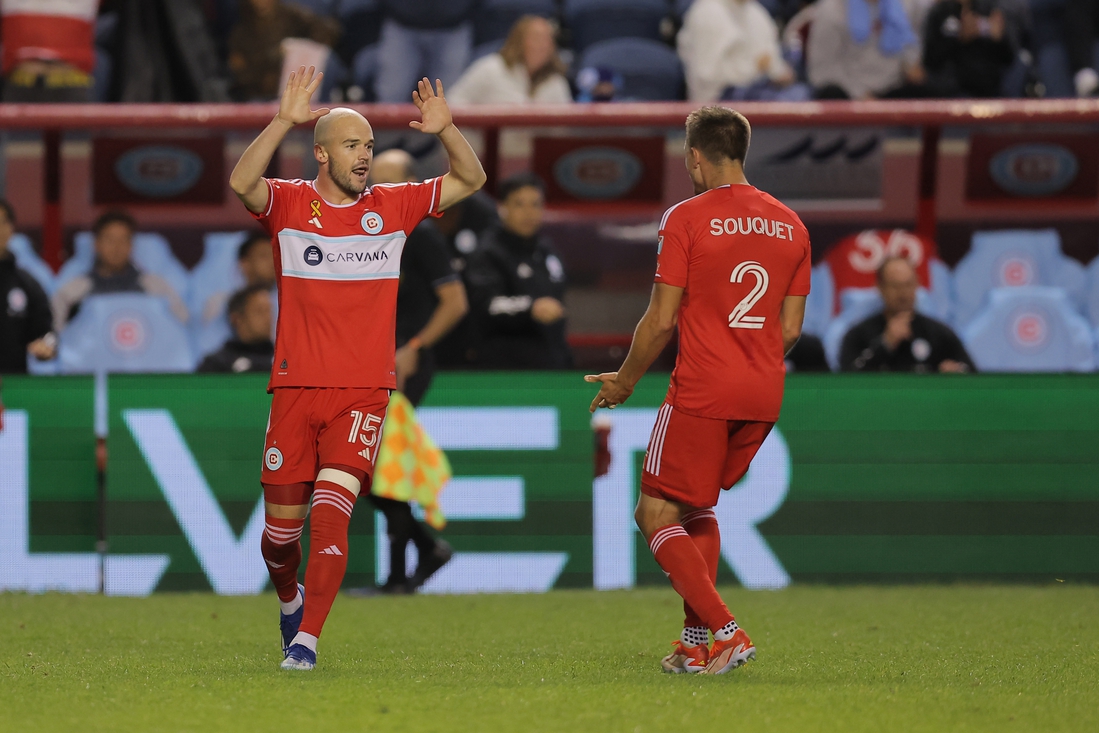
left=316, top=467, right=362, bottom=496
left=265, top=501, right=309, bottom=519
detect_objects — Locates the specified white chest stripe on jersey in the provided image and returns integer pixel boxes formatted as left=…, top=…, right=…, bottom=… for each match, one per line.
left=279, top=228, right=406, bottom=281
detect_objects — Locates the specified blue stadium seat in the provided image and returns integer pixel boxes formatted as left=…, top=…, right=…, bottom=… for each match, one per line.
left=6, top=233, right=56, bottom=295
left=802, top=264, right=834, bottom=338
left=58, top=293, right=196, bottom=374
left=578, top=38, right=683, bottom=100
left=1088, top=255, right=1099, bottom=327
left=57, top=232, right=191, bottom=303
left=475, top=0, right=558, bottom=46
left=189, top=232, right=247, bottom=358
left=952, top=229, right=1087, bottom=329
left=961, top=286, right=1095, bottom=372
left=822, top=287, right=939, bottom=370
left=564, top=0, right=668, bottom=53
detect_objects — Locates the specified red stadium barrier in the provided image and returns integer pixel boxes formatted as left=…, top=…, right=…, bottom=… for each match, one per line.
left=5, top=100, right=1099, bottom=268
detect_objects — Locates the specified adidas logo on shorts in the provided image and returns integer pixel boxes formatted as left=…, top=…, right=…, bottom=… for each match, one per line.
left=318, top=545, right=343, bottom=556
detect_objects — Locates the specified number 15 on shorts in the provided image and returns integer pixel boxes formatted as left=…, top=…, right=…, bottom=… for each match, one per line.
left=348, top=410, right=383, bottom=463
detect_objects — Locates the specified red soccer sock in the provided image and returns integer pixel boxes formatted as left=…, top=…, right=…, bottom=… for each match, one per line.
left=680, top=509, right=720, bottom=629
left=261, top=514, right=304, bottom=603
left=298, top=481, right=356, bottom=638
left=649, top=523, right=734, bottom=635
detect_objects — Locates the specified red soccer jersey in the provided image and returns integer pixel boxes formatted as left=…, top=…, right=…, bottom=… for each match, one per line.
left=252, top=176, right=442, bottom=391
left=655, top=184, right=811, bottom=421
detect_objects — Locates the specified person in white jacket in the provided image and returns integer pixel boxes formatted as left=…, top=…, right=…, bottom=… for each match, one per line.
left=448, top=16, right=572, bottom=104
left=678, top=0, right=810, bottom=101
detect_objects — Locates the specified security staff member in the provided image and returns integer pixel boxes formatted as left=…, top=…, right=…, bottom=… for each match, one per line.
left=841, top=257, right=975, bottom=373
left=465, top=173, right=573, bottom=370
left=0, top=200, right=54, bottom=373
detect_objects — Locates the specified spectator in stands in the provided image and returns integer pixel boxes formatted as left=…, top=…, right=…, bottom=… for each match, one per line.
left=449, top=16, right=571, bottom=105
left=808, top=0, right=930, bottom=99
left=922, top=0, right=1016, bottom=97
left=0, top=200, right=54, bottom=373
left=197, top=285, right=275, bottom=373
left=840, top=257, right=974, bottom=372
left=227, top=0, right=340, bottom=101
left=52, top=211, right=188, bottom=331
left=1, top=0, right=97, bottom=102
left=1064, top=1, right=1099, bottom=96
left=374, top=0, right=476, bottom=103
left=199, top=232, right=276, bottom=326
left=466, top=173, right=572, bottom=370
left=678, top=0, right=811, bottom=102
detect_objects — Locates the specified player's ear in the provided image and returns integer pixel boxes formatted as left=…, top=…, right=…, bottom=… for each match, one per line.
left=314, top=143, right=327, bottom=164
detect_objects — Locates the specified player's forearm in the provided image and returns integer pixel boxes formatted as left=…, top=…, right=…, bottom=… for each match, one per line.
left=438, top=123, right=487, bottom=191
left=617, top=313, right=676, bottom=389
left=229, top=116, right=293, bottom=196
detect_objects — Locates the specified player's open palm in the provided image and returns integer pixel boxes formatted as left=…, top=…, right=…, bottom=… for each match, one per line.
left=410, top=78, right=453, bottom=134
left=278, top=65, right=330, bottom=127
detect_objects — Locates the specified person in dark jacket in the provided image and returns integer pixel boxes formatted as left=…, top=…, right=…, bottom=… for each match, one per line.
left=466, top=173, right=572, bottom=370
left=197, top=284, right=274, bottom=373
left=0, top=200, right=54, bottom=373
left=841, top=257, right=974, bottom=373
left=922, top=0, right=1016, bottom=98
left=432, top=190, right=497, bottom=367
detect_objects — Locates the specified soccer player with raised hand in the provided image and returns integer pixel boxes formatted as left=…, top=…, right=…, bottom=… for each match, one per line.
left=229, top=66, right=486, bottom=671
left=586, top=107, right=810, bottom=675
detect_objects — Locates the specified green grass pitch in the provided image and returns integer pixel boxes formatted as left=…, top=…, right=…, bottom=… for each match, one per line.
left=2, top=585, right=1097, bottom=733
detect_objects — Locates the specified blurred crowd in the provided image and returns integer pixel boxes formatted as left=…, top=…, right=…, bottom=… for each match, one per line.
left=7, top=0, right=1099, bottom=104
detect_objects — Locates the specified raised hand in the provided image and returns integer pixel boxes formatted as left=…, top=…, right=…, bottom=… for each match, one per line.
left=409, top=78, right=453, bottom=135
left=277, top=66, right=330, bottom=127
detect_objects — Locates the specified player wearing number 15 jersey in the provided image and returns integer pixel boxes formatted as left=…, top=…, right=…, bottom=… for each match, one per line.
left=587, top=107, right=810, bottom=675
left=229, top=67, right=485, bottom=670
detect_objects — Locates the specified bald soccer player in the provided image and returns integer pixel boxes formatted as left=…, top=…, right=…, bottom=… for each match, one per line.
left=229, top=67, right=486, bottom=670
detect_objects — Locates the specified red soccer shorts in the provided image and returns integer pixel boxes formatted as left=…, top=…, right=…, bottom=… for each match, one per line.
left=640, top=403, right=773, bottom=509
left=261, top=387, right=390, bottom=501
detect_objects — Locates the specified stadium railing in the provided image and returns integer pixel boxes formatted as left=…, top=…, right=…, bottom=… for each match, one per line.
left=6, top=99, right=1099, bottom=270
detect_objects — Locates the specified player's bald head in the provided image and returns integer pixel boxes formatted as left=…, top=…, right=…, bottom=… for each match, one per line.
left=370, top=149, right=415, bottom=184
left=313, top=107, right=372, bottom=148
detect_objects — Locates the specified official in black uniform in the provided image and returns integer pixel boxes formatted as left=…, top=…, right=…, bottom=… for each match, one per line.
left=356, top=149, right=470, bottom=594
left=197, top=284, right=275, bottom=373
left=0, top=199, right=55, bottom=373
left=432, top=190, right=497, bottom=367
left=465, top=173, right=573, bottom=369
left=841, top=257, right=975, bottom=373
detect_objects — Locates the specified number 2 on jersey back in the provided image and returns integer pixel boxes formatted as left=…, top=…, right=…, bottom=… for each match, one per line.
left=728, top=261, right=769, bottom=329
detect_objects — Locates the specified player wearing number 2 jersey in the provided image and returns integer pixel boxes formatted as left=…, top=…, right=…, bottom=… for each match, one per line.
left=229, top=67, right=485, bottom=670
left=587, top=107, right=809, bottom=675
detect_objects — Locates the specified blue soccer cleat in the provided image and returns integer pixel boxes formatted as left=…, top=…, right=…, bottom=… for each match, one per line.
left=280, top=643, right=316, bottom=671
left=279, top=584, right=305, bottom=655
